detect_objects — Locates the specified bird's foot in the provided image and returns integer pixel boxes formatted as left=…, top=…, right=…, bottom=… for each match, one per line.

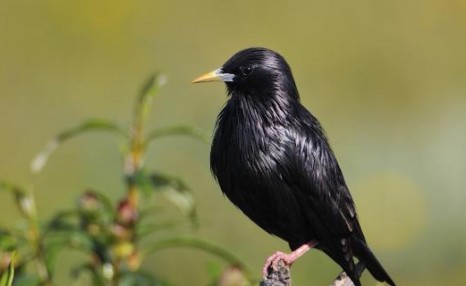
left=262, top=241, right=318, bottom=278
left=262, top=251, right=293, bottom=277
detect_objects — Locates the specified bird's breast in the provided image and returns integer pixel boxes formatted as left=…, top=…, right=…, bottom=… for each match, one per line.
left=227, top=123, right=287, bottom=174
left=211, top=106, right=295, bottom=195
left=210, top=114, right=313, bottom=243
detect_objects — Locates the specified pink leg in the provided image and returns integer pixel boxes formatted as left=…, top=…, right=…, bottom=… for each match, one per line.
left=262, top=241, right=318, bottom=277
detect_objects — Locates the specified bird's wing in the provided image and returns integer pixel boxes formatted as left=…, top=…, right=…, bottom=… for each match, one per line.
left=282, top=108, right=365, bottom=273
left=286, top=122, right=361, bottom=235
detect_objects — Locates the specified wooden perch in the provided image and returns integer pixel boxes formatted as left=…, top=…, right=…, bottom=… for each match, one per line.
left=259, top=260, right=354, bottom=286
left=329, top=272, right=355, bottom=286
left=259, top=260, right=291, bottom=286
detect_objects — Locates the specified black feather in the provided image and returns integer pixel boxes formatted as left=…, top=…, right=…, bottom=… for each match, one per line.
left=208, top=47, right=395, bottom=286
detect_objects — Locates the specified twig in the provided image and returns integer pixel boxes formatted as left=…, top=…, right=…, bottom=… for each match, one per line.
left=329, top=271, right=355, bottom=286
left=259, top=260, right=291, bottom=286
left=259, top=260, right=354, bottom=286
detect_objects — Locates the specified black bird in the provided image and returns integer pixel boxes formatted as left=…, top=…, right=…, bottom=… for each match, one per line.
left=193, top=47, right=395, bottom=286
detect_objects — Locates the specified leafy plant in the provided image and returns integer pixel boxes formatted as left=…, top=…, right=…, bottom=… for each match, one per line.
left=0, top=74, right=253, bottom=285
left=0, top=252, right=15, bottom=286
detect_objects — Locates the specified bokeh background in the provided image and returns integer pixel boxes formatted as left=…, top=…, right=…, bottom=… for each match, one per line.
left=1, top=1, right=466, bottom=285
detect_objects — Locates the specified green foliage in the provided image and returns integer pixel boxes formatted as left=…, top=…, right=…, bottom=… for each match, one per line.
left=30, top=119, right=127, bottom=173
left=150, top=173, right=198, bottom=225
left=0, top=75, right=251, bottom=285
left=0, top=253, right=15, bottom=286
left=146, top=126, right=209, bottom=145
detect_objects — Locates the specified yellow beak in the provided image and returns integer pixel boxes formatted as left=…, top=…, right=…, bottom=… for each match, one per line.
left=192, top=68, right=235, bottom=83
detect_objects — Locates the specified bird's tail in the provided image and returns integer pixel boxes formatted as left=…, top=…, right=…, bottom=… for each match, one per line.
left=353, top=239, right=396, bottom=286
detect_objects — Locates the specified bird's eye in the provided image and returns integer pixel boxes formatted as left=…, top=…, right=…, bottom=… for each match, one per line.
left=239, top=66, right=253, bottom=76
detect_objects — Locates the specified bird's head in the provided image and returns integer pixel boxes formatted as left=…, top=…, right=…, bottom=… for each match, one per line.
left=193, top=47, right=299, bottom=100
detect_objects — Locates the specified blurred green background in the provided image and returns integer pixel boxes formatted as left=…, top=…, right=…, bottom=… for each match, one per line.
left=1, top=0, right=465, bottom=285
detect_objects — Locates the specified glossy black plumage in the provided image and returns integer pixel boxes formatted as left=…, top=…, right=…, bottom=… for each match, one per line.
left=204, top=47, right=395, bottom=286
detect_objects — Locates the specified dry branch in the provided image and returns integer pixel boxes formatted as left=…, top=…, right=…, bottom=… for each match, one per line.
left=259, top=260, right=355, bottom=286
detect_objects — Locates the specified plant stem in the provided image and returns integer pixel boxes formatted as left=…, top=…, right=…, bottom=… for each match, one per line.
left=25, top=192, right=52, bottom=285
left=113, top=75, right=161, bottom=283
left=126, top=106, right=145, bottom=208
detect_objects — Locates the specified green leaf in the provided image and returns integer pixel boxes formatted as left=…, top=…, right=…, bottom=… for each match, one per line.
left=44, top=229, right=94, bottom=254
left=42, top=239, right=67, bottom=275
left=206, top=262, right=222, bottom=281
left=0, top=181, right=35, bottom=218
left=30, top=119, right=127, bottom=173
left=71, top=263, right=105, bottom=286
left=145, top=125, right=209, bottom=145
left=146, top=236, right=254, bottom=280
left=42, top=228, right=96, bottom=277
left=43, top=210, right=79, bottom=234
left=150, top=173, right=198, bottom=225
left=0, top=229, right=20, bottom=251
left=7, top=274, right=40, bottom=286
left=0, top=252, right=15, bottom=286
left=130, top=170, right=155, bottom=199
left=0, top=181, right=26, bottom=196
left=133, top=73, right=167, bottom=127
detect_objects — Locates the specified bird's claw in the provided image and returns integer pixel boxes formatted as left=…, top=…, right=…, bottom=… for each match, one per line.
left=262, top=251, right=293, bottom=278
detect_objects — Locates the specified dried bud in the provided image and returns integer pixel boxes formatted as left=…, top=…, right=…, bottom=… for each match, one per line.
left=217, top=265, right=248, bottom=286
left=111, top=241, right=135, bottom=259
left=110, top=223, right=132, bottom=240
left=117, top=199, right=138, bottom=225
left=78, top=191, right=101, bottom=213
left=127, top=250, right=141, bottom=270
left=101, top=262, right=114, bottom=280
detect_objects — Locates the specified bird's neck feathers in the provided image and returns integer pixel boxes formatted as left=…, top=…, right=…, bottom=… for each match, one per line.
left=226, top=82, right=300, bottom=125
left=228, top=92, right=292, bottom=127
